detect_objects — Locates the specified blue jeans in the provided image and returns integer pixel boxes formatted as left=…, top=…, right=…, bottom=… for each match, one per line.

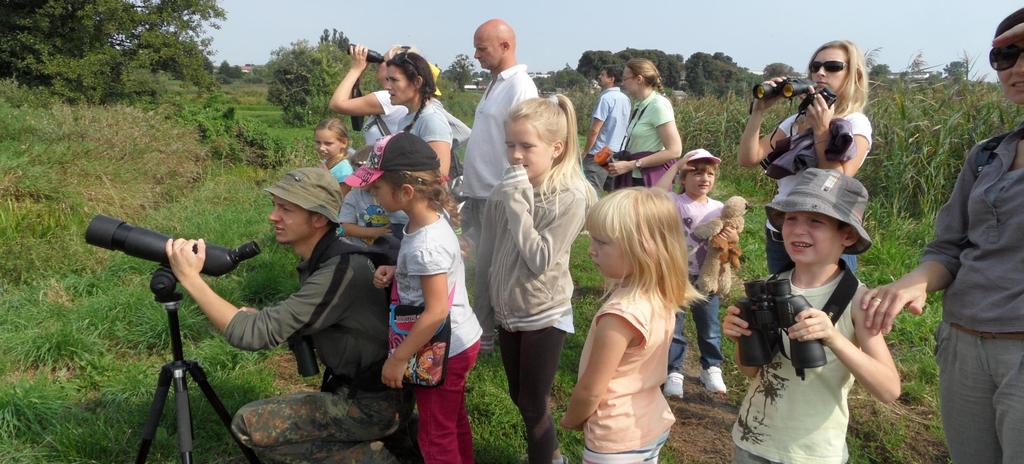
left=764, top=227, right=857, bottom=274
left=668, top=293, right=723, bottom=373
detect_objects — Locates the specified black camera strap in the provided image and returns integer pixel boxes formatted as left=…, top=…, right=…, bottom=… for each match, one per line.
left=619, top=99, right=653, bottom=152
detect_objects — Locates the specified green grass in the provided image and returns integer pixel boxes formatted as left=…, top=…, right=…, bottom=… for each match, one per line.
left=3, top=77, right=1020, bottom=462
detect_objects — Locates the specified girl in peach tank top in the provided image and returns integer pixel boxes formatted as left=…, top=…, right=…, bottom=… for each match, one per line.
left=560, top=188, right=702, bottom=462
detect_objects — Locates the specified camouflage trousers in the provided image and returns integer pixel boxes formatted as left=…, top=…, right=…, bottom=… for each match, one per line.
left=231, top=387, right=415, bottom=464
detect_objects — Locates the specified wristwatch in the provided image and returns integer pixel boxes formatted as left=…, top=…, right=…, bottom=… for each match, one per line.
left=635, top=158, right=644, bottom=169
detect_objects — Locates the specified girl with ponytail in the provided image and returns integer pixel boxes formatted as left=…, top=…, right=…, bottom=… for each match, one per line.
left=385, top=52, right=455, bottom=177
left=473, top=95, right=596, bottom=464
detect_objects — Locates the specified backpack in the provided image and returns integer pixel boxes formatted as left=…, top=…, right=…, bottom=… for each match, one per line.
left=431, top=99, right=471, bottom=179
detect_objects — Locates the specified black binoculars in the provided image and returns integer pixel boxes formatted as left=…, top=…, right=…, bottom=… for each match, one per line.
left=288, top=335, right=320, bottom=377
left=347, top=45, right=385, bottom=64
left=735, top=278, right=827, bottom=380
left=752, top=78, right=838, bottom=115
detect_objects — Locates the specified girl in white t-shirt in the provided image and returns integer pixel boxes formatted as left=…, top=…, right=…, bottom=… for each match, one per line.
left=561, top=188, right=701, bottom=463
left=346, top=133, right=482, bottom=464
left=737, top=40, right=873, bottom=274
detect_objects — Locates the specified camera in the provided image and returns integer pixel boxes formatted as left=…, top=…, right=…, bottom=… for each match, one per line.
left=735, top=278, right=827, bottom=379
left=85, top=215, right=260, bottom=276
left=752, top=78, right=838, bottom=115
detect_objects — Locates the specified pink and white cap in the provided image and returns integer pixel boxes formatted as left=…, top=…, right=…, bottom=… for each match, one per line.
left=682, top=148, right=721, bottom=166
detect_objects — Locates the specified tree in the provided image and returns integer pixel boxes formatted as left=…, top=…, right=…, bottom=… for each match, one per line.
left=762, top=62, right=796, bottom=79
left=576, top=50, right=622, bottom=80
left=684, top=52, right=759, bottom=97
left=0, top=0, right=225, bottom=103
left=266, top=41, right=349, bottom=126
left=869, top=63, right=893, bottom=83
left=613, top=48, right=686, bottom=90
left=319, top=28, right=350, bottom=52
left=944, top=59, right=968, bottom=81
left=443, top=54, right=474, bottom=91
left=217, top=60, right=243, bottom=82
left=535, top=65, right=589, bottom=93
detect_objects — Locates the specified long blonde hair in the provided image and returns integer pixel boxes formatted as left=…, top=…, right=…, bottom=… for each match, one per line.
left=808, top=40, right=868, bottom=117
left=506, top=95, right=597, bottom=205
left=585, top=188, right=700, bottom=315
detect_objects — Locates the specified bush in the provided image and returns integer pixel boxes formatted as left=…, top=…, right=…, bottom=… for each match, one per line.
left=169, top=95, right=296, bottom=168
left=0, top=79, right=57, bottom=108
left=266, top=41, right=349, bottom=126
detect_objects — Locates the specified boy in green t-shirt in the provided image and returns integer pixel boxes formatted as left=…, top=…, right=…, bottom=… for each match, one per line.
left=722, top=168, right=900, bottom=464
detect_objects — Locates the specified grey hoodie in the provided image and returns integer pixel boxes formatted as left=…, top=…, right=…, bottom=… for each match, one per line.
left=474, top=166, right=590, bottom=332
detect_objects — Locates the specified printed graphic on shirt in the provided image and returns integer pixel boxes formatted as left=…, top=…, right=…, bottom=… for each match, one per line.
left=682, top=216, right=708, bottom=273
left=361, top=205, right=390, bottom=228
left=736, top=360, right=787, bottom=445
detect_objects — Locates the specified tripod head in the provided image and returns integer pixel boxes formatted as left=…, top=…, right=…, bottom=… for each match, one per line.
left=151, top=266, right=183, bottom=304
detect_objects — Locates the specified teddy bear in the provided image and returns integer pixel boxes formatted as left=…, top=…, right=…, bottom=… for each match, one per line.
left=692, top=196, right=748, bottom=295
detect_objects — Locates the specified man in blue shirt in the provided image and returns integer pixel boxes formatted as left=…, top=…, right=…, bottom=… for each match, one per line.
left=582, top=64, right=632, bottom=194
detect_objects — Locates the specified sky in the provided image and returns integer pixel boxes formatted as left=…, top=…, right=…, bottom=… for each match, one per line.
left=207, top=1, right=1020, bottom=80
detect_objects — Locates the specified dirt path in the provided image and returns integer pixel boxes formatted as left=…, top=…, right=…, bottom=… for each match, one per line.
left=663, top=358, right=738, bottom=463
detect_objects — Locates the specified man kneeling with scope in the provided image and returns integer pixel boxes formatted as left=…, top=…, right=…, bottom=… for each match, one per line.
left=165, top=167, right=414, bottom=463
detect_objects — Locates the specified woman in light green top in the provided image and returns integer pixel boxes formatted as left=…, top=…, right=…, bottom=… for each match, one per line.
left=606, top=58, right=683, bottom=188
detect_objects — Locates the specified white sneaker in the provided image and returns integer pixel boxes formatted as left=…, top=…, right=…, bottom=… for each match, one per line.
left=700, top=366, right=727, bottom=393
left=663, top=372, right=685, bottom=398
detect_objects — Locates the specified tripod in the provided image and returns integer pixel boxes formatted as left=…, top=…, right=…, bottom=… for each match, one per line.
left=135, top=267, right=261, bottom=464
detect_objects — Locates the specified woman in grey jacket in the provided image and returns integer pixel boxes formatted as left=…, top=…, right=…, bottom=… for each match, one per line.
left=474, top=95, right=595, bottom=464
left=862, top=8, right=1024, bottom=463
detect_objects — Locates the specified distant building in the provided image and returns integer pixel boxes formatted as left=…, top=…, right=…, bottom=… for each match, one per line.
left=241, top=64, right=254, bottom=73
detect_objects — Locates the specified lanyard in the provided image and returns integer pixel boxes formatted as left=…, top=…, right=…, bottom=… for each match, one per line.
left=620, top=98, right=654, bottom=151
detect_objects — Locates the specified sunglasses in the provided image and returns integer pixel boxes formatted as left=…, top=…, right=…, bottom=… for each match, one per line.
left=990, top=44, right=1023, bottom=71
left=810, top=60, right=846, bottom=73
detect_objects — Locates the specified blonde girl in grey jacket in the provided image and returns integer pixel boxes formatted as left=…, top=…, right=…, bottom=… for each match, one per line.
left=474, top=95, right=596, bottom=464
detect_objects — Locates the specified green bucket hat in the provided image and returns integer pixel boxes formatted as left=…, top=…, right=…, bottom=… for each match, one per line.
left=765, top=168, right=872, bottom=255
left=264, top=168, right=342, bottom=223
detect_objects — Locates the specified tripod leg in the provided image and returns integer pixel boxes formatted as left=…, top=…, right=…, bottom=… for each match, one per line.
left=187, top=361, right=262, bottom=464
left=136, top=365, right=172, bottom=464
left=171, top=365, right=194, bottom=464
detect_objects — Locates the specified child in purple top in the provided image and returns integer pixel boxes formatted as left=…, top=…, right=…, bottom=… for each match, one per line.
left=653, top=148, right=736, bottom=397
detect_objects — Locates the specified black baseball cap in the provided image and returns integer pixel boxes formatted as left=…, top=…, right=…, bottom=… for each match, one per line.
left=345, top=133, right=440, bottom=188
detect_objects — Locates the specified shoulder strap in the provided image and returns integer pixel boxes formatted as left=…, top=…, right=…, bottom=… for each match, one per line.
left=299, top=238, right=392, bottom=333
left=821, top=262, right=858, bottom=325
left=619, top=100, right=654, bottom=151
left=974, top=133, right=1008, bottom=177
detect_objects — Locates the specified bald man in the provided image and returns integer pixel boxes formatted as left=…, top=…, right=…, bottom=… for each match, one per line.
left=460, top=19, right=538, bottom=353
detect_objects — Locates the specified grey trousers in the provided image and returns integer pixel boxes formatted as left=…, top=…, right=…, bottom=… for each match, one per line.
left=581, top=153, right=609, bottom=196
left=936, top=321, right=1024, bottom=464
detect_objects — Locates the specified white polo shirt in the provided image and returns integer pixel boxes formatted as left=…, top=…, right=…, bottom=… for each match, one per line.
left=462, top=64, right=538, bottom=199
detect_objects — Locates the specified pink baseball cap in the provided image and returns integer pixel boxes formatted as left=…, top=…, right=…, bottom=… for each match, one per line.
left=682, top=148, right=721, bottom=165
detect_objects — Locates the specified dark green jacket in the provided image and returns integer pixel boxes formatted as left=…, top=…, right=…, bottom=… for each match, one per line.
left=224, top=235, right=389, bottom=379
